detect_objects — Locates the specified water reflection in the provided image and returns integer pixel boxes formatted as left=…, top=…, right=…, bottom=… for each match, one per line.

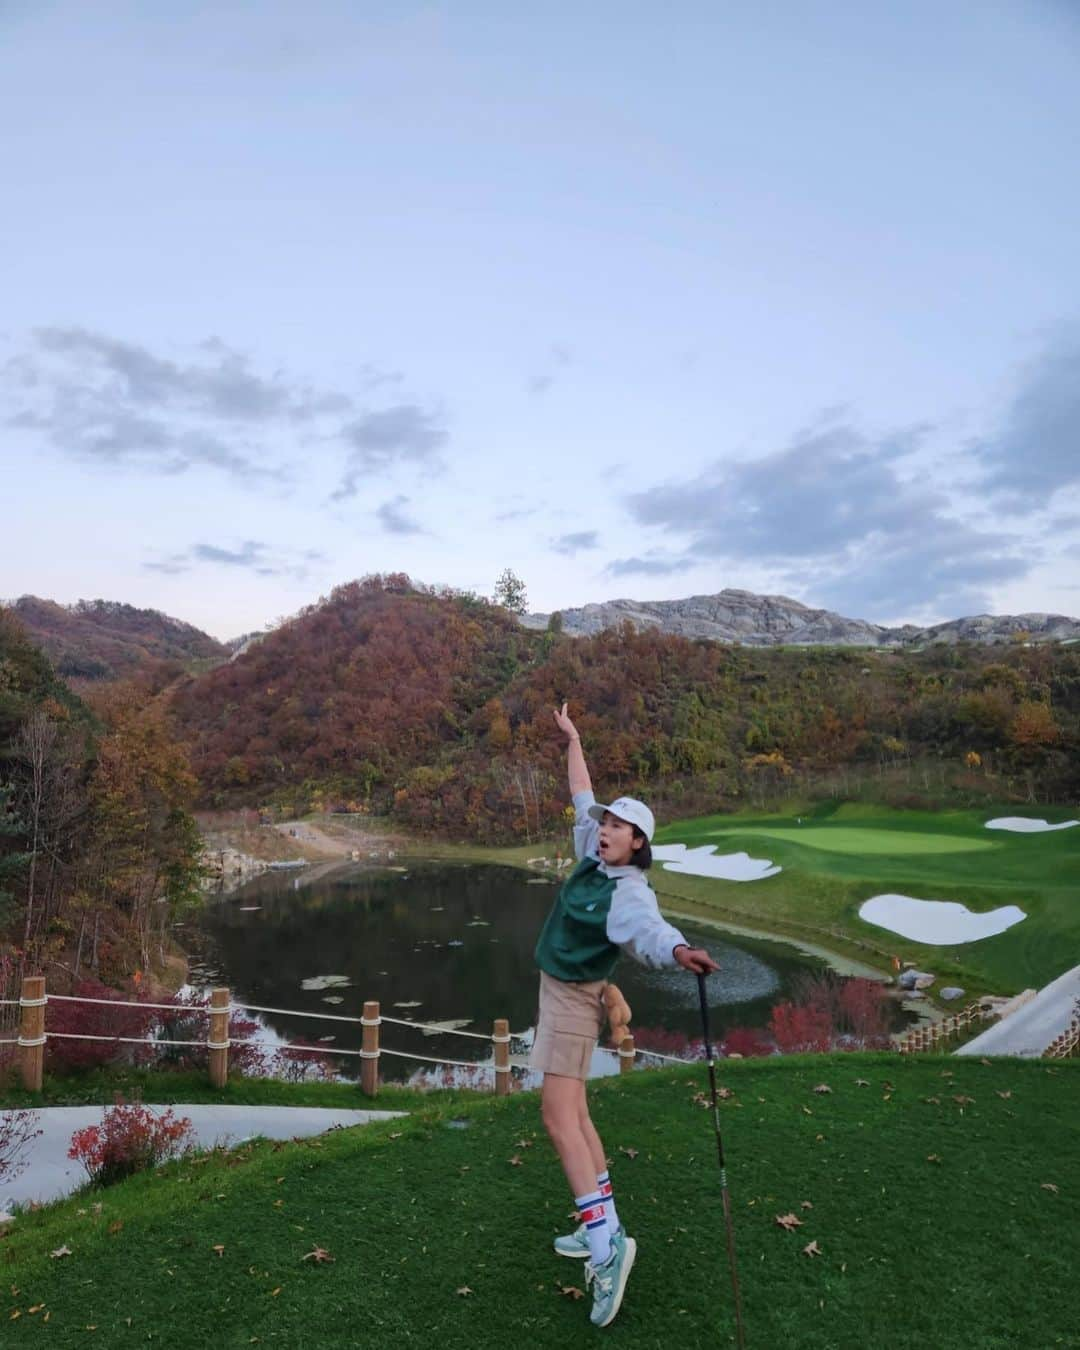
left=190, top=861, right=908, bottom=1082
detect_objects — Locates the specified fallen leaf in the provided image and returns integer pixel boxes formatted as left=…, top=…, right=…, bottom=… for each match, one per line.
left=301, top=1246, right=334, bottom=1264
left=775, top=1213, right=804, bottom=1231
left=800, top=1201, right=813, bottom=1210
left=854, top=1079, right=869, bottom=1087
left=389, top=1132, right=403, bottom=1140
left=559, top=1285, right=585, bottom=1300
left=953, top=1095, right=976, bottom=1106
left=619, top=1147, right=639, bottom=1160
left=924, top=1096, right=941, bottom=1105
left=212, top=1245, right=225, bottom=1258
left=802, top=1240, right=823, bottom=1257
left=508, top=1155, right=524, bottom=1167
left=717, top=1086, right=734, bottom=1100
left=996, top=1090, right=1012, bottom=1100
left=108, top=1221, right=123, bottom=1235
left=927, top=1154, right=942, bottom=1164
left=812, top=1084, right=832, bottom=1094
left=273, top=1199, right=284, bottom=1208
left=801, top=1107, right=813, bottom=1115
left=1040, top=1183, right=1059, bottom=1195
left=28, top=1304, right=45, bottom=1314
left=514, top=1139, right=534, bottom=1150
left=50, top=1245, right=72, bottom=1259
left=456, top=1285, right=474, bottom=1296
left=980, top=1058, right=992, bottom=1066
left=270, top=1288, right=281, bottom=1297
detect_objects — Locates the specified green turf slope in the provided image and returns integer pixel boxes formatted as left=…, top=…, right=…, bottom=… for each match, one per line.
left=652, top=804, right=1080, bottom=997
left=4, top=1056, right=1078, bottom=1348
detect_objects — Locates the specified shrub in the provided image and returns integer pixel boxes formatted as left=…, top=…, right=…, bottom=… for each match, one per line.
left=270, top=1037, right=338, bottom=1083
left=0, top=1109, right=42, bottom=1186
left=721, top=1026, right=774, bottom=1058
left=768, top=1000, right=834, bottom=1053
left=67, top=1097, right=193, bottom=1188
left=139, top=992, right=268, bottom=1076
left=46, top=979, right=156, bottom=1074
left=632, top=1025, right=704, bottom=1060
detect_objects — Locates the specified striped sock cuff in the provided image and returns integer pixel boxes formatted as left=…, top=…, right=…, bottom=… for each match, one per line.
left=575, top=1190, right=606, bottom=1229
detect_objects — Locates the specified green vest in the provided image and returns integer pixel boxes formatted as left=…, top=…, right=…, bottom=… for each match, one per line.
left=534, top=857, right=620, bottom=983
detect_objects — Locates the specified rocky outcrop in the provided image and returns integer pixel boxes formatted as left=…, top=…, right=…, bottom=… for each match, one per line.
left=522, top=589, right=1080, bottom=648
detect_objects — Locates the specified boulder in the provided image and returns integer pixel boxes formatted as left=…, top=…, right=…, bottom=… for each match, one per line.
left=940, top=986, right=966, bottom=1001
left=898, top=969, right=935, bottom=990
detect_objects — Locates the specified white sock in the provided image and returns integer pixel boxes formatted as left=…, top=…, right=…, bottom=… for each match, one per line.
left=574, top=1189, right=612, bottom=1266
left=597, top=1170, right=621, bottom=1235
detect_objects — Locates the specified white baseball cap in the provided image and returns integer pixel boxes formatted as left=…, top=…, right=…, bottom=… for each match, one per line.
left=588, top=796, right=655, bottom=842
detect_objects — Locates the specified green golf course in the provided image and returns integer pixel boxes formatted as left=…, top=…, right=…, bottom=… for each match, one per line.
left=651, top=803, right=1080, bottom=999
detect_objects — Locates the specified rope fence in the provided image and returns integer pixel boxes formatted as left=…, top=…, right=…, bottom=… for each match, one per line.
left=895, top=1001, right=995, bottom=1053
left=4, top=976, right=654, bottom=1096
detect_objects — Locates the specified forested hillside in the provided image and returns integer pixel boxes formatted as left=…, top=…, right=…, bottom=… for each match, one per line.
left=167, top=575, right=1080, bottom=842
left=0, top=608, right=202, bottom=982
left=8, top=596, right=227, bottom=686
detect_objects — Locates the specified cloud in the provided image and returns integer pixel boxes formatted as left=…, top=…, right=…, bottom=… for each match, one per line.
left=332, top=403, right=448, bottom=500
left=977, top=324, right=1080, bottom=504
left=605, top=555, right=698, bottom=578
left=526, top=342, right=573, bottom=395
left=624, top=414, right=1029, bottom=618
left=551, top=530, right=599, bottom=556
left=377, top=495, right=424, bottom=535
left=33, top=327, right=348, bottom=422
left=4, top=327, right=428, bottom=492
left=143, top=540, right=323, bottom=580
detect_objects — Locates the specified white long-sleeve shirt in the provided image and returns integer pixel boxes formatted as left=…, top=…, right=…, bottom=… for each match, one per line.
left=572, top=790, right=688, bottom=969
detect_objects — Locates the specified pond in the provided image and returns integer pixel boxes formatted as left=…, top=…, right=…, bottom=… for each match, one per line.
left=188, top=861, right=917, bottom=1083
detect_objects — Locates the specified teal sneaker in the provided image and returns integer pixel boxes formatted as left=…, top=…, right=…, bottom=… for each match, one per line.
left=586, top=1229, right=637, bottom=1328
left=553, top=1222, right=623, bottom=1259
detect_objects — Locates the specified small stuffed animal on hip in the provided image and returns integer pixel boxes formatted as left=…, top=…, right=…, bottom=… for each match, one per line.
left=603, top=983, right=632, bottom=1048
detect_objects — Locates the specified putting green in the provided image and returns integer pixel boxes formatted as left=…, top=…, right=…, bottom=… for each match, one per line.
left=707, top=826, right=995, bottom=856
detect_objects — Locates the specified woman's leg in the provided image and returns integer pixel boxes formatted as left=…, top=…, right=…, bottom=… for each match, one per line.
left=578, top=1091, right=607, bottom=1176
left=541, top=1073, right=602, bottom=1197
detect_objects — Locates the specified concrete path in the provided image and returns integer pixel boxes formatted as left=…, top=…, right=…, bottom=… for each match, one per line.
left=1, top=1104, right=406, bottom=1212
left=956, top=963, right=1080, bottom=1057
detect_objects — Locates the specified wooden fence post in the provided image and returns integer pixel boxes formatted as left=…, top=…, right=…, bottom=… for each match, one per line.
left=619, top=1034, right=635, bottom=1074
left=19, top=975, right=46, bottom=1093
left=493, top=1018, right=510, bottom=1096
left=208, top=987, right=230, bottom=1089
left=361, top=1000, right=380, bottom=1097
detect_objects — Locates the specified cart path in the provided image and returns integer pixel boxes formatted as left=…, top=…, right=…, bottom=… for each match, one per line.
left=955, top=963, right=1080, bottom=1057
left=1, top=1104, right=406, bottom=1213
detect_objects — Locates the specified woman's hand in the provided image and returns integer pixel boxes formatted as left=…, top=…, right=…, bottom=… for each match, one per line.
left=673, top=944, right=721, bottom=975
left=553, top=701, right=580, bottom=742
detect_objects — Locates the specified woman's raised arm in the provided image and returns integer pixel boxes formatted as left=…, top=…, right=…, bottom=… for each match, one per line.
left=553, top=701, right=592, bottom=797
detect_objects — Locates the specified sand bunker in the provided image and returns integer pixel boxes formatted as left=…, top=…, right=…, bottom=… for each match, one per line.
left=985, top=817, right=1079, bottom=833
left=652, top=843, right=781, bottom=882
left=859, top=893, right=1026, bottom=945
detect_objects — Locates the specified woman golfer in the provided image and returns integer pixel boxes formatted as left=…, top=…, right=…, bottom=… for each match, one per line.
left=531, top=702, right=719, bottom=1329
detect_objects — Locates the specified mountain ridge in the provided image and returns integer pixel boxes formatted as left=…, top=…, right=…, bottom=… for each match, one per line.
left=521, top=588, right=1080, bottom=646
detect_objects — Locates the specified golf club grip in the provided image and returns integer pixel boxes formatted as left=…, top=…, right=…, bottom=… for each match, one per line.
left=696, top=972, right=714, bottom=1060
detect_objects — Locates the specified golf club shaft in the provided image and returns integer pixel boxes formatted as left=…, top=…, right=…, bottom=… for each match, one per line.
left=697, top=972, right=746, bottom=1349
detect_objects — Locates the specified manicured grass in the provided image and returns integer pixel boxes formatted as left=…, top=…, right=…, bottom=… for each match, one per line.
left=707, top=825, right=994, bottom=855
left=1, top=1068, right=430, bottom=1114
left=651, top=803, right=1080, bottom=999
left=3, top=1055, right=1078, bottom=1348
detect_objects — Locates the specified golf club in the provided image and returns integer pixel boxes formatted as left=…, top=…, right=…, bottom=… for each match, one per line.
left=696, top=970, right=747, bottom=1348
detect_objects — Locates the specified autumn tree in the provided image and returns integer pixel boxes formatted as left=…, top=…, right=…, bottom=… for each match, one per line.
left=493, top=568, right=528, bottom=615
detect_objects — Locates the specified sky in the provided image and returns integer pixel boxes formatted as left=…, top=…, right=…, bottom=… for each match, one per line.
left=2, top=0, right=1079, bottom=641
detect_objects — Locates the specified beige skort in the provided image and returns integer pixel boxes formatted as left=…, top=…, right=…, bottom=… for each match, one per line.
left=528, top=969, right=607, bottom=1080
